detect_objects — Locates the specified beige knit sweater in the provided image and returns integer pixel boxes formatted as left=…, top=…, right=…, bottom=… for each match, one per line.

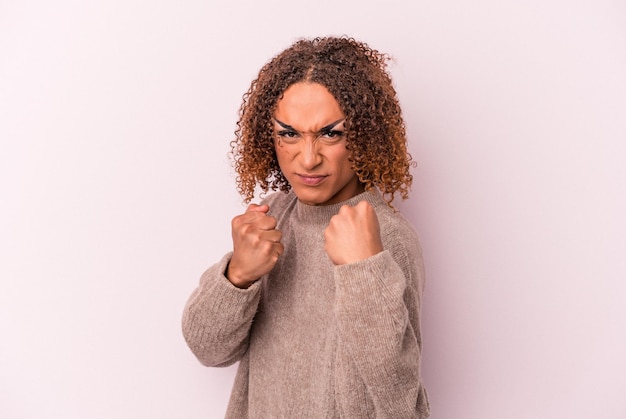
left=182, top=189, right=430, bottom=418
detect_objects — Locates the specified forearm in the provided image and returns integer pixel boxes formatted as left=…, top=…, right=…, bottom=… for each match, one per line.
left=182, top=252, right=261, bottom=367
left=334, top=250, right=425, bottom=416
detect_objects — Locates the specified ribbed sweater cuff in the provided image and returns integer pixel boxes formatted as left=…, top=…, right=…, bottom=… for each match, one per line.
left=211, top=252, right=261, bottom=307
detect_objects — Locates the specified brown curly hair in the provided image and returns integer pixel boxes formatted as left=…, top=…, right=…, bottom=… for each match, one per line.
left=231, top=36, right=414, bottom=206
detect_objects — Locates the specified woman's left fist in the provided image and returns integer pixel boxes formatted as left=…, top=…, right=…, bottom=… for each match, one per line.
left=324, top=201, right=383, bottom=265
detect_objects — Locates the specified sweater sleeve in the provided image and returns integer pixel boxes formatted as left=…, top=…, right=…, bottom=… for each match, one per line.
left=334, top=242, right=429, bottom=418
left=182, top=252, right=261, bottom=367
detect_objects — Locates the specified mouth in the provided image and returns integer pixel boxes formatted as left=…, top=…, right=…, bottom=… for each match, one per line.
left=296, top=174, right=328, bottom=186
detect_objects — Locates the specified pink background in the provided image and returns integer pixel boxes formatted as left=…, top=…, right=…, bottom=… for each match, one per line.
left=1, top=1, right=625, bottom=418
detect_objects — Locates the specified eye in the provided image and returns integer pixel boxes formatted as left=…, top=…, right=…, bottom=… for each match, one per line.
left=277, top=129, right=297, bottom=137
left=276, top=129, right=300, bottom=144
left=320, top=129, right=345, bottom=143
left=325, top=130, right=344, bottom=138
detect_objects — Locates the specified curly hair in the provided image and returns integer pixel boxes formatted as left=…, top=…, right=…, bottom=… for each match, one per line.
left=231, top=36, right=414, bottom=206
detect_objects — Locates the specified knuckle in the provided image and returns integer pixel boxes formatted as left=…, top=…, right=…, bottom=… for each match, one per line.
left=240, top=223, right=254, bottom=235
left=251, top=234, right=264, bottom=247
left=259, top=239, right=273, bottom=252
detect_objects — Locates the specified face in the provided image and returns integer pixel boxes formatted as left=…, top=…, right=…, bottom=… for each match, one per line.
left=273, top=82, right=364, bottom=206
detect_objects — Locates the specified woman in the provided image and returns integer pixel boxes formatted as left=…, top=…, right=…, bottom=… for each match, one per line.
left=182, top=36, right=430, bottom=418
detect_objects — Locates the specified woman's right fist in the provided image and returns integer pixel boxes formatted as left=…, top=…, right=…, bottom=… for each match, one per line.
left=226, top=204, right=283, bottom=288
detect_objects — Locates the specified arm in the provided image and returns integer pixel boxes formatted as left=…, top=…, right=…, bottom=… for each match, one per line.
left=182, top=203, right=283, bottom=367
left=334, top=248, right=428, bottom=417
left=325, top=201, right=429, bottom=417
left=182, top=252, right=261, bottom=367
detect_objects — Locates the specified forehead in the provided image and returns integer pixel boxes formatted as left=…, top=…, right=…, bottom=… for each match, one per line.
left=274, top=82, right=344, bottom=131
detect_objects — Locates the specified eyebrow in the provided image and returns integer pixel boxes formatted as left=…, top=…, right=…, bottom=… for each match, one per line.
left=274, top=118, right=345, bottom=133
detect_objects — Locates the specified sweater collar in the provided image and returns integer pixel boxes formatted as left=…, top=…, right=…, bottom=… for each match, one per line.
left=294, top=188, right=385, bottom=224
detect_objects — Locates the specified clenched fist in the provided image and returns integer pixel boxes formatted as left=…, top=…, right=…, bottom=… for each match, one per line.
left=226, top=204, right=283, bottom=288
left=323, top=201, right=383, bottom=265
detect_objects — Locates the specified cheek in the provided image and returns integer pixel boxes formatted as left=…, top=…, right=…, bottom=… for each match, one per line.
left=330, top=149, right=353, bottom=172
left=274, top=141, right=286, bottom=157
left=274, top=144, right=292, bottom=168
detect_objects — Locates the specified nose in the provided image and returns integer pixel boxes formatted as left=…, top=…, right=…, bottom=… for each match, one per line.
left=298, top=138, right=323, bottom=170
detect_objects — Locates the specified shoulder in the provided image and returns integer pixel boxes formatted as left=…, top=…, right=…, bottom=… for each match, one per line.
left=377, top=205, right=422, bottom=258
left=260, top=190, right=293, bottom=207
left=368, top=194, right=424, bottom=285
left=365, top=191, right=421, bottom=254
left=260, top=190, right=297, bottom=216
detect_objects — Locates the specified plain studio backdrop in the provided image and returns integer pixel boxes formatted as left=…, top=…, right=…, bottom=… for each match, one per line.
left=1, top=1, right=625, bottom=418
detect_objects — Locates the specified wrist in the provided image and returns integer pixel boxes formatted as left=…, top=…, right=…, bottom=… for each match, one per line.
left=225, top=261, right=255, bottom=289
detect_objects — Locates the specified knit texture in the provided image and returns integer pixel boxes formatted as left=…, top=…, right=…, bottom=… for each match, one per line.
left=182, top=189, right=430, bottom=418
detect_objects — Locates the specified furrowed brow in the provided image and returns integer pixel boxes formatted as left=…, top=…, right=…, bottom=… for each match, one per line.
left=274, top=119, right=296, bottom=131
left=274, top=118, right=345, bottom=133
left=319, top=119, right=346, bottom=133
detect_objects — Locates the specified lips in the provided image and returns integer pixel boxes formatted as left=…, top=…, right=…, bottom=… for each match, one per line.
left=297, top=174, right=327, bottom=186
